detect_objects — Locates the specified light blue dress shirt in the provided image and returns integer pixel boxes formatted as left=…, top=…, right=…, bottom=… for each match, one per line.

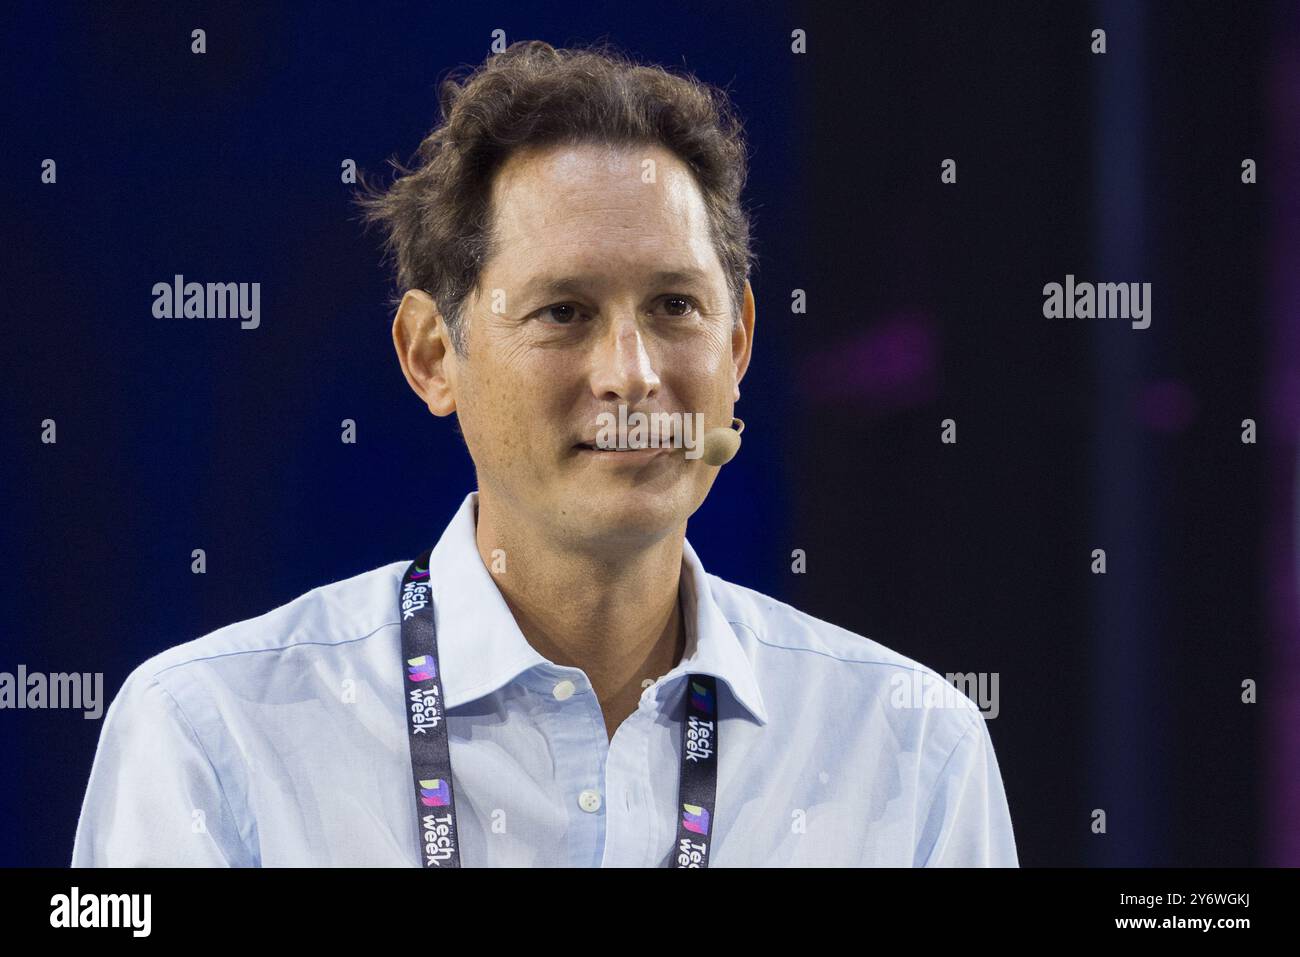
left=72, top=491, right=1018, bottom=867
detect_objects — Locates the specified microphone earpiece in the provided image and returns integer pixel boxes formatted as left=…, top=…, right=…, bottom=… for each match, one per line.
left=700, top=417, right=744, bottom=466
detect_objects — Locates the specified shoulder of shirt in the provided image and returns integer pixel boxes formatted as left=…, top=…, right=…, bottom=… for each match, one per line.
left=117, top=559, right=409, bottom=690
left=704, top=571, right=986, bottom=733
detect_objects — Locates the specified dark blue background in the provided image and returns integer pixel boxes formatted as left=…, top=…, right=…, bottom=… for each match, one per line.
left=2, top=1, right=1288, bottom=867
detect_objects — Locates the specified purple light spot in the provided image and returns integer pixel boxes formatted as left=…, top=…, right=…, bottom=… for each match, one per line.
left=1136, top=380, right=1197, bottom=433
left=800, top=311, right=940, bottom=416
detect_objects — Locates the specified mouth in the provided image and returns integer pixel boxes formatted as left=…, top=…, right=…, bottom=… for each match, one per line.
left=573, top=441, right=672, bottom=460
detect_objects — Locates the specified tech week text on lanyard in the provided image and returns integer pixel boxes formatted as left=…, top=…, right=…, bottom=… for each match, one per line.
left=399, top=550, right=719, bottom=868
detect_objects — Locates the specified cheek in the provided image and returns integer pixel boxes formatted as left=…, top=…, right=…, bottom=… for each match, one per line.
left=664, top=336, right=732, bottom=407
left=457, top=369, right=514, bottom=459
left=459, top=359, right=566, bottom=464
left=682, top=321, right=733, bottom=373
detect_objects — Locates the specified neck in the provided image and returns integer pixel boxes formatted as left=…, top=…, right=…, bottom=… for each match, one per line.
left=472, top=490, right=688, bottom=731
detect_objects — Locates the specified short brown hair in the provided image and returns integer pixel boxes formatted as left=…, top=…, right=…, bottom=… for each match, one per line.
left=355, top=39, right=755, bottom=355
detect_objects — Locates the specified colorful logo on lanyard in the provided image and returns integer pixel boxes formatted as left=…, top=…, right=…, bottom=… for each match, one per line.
left=682, top=803, right=711, bottom=835
left=411, top=561, right=429, bottom=580
left=407, top=655, right=437, bottom=682
left=689, top=680, right=713, bottom=713
left=419, top=778, right=451, bottom=807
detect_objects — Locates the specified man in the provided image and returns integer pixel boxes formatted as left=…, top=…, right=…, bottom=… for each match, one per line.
left=72, top=40, right=1017, bottom=867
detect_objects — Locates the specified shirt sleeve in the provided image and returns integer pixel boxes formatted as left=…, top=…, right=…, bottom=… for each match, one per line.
left=913, top=717, right=1019, bottom=867
left=71, top=666, right=256, bottom=867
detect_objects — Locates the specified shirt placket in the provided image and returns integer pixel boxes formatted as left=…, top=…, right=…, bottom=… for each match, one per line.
left=601, top=683, right=668, bottom=867
left=535, top=667, right=610, bottom=867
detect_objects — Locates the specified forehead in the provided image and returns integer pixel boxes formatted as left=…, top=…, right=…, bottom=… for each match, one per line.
left=484, top=141, right=721, bottom=281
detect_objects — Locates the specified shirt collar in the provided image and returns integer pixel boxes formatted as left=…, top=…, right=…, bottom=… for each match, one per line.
left=424, top=491, right=769, bottom=726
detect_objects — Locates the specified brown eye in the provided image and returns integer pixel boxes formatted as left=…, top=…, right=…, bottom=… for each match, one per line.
left=539, top=303, right=582, bottom=324
left=661, top=296, right=697, bottom=317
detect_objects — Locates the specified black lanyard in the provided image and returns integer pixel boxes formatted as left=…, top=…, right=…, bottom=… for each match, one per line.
left=400, top=549, right=719, bottom=867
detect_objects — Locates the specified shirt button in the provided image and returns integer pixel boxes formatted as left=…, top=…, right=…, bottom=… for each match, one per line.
left=578, top=789, right=602, bottom=813
left=552, top=679, right=576, bottom=701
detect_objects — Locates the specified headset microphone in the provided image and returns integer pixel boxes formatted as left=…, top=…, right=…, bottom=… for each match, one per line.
left=699, top=417, right=745, bottom=466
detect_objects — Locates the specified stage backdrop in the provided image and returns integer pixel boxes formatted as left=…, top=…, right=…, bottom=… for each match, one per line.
left=1, top=0, right=1287, bottom=867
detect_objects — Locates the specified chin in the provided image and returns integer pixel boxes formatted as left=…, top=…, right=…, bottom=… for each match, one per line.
left=566, top=485, right=688, bottom=540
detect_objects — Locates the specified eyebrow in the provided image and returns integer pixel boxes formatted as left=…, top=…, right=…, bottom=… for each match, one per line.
left=517, top=269, right=713, bottom=302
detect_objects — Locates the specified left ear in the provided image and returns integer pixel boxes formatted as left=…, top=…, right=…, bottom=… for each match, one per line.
left=731, top=279, right=756, bottom=401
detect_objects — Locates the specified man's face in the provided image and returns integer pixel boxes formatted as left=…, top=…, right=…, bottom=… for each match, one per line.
left=434, top=141, right=753, bottom=550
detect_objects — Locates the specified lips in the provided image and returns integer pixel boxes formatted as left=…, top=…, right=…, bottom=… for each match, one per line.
left=572, top=440, right=675, bottom=463
left=575, top=442, right=659, bottom=452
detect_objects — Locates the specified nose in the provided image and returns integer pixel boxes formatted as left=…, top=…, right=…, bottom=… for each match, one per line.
left=589, top=312, right=660, bottom=406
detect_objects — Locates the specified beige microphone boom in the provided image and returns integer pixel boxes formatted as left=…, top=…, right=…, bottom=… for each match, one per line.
left=700, top=417, right=745, bottom=466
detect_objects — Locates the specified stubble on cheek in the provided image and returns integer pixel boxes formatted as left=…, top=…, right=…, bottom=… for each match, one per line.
left=459, top=362, right=561, bottom=496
